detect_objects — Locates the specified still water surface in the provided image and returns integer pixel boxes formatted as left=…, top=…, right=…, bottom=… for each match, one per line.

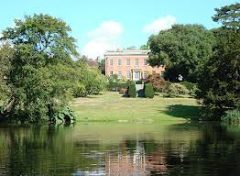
left=0, top=122, right=240, bottom=176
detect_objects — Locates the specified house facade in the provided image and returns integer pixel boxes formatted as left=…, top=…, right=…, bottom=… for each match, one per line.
left=104, top=50, right=164, bottom=81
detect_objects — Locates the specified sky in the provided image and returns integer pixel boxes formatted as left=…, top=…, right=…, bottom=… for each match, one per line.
left=0, top=0, right=238, bottom=58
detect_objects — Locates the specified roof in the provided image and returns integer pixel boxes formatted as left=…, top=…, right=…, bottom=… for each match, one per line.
left=104, top=49, right=150, bottom=56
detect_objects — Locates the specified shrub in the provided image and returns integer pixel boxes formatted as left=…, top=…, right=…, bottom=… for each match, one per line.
left=146, top=73, right=166, bottom=92
left=73, top=83, right=87, bottom=97
left=127, top=81, right=136, bottom=98
left=181, top=81, right=198, bottom=97
left=118, top=81, right=129, bottom=89
left=222, top=109, right=240, bottom=124
left=53, top=106, right=76, bottom=124
left=144, top=83, right=155, bottom=98
left=83, top=68, right=107, bottom=95
left=164, top=83, right=189, bottom=97
left=107, top=75, right=129, bottom=91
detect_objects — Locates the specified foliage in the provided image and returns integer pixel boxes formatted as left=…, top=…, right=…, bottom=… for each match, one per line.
left=98, top=59, right=105, bottom=74
left=108, top=75, right=129, bottom=91
left=0, top=44, right=13, bottom=101
left=148, top=24, right=215, bottom=82
left=127, top=81, right=136, bottom=98
left=72, top=83, right=87, bottom=98
left=213, top=3, right=240, bottom=30
left=164, top=83, right=189, bottom=98
left=53, top=106, right=76, bottom=124
left=140, top=44, right=149, bottom=50
left=1, top=14, right=78, bottom=62
left=82, top=67, right=107, bottom=95
left=0, top=14, right=79, bottom=123
left=146, top=73, right=166, bottom=92
left=197, top=4, right=240, bottom=119
left=222, top=109, right=240, bottom=124
left=75, top=59, right=107, bottom=96
left=144, top=83, right=155, bottom=98
left=181, top=81, right=198, bottom=97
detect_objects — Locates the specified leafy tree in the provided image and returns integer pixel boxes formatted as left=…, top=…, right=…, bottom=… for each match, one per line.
left=148, top=24, right=215, bottom=82
left=197, top=3, right=240, bottom=119
left=0, top=44, right=13, bottom=101
left=98, top=59, right=105, bottom=74
left=75, top=59, right=107, bottom=96
left=213, top=3, right=240, bottom=30
left=0, top=14, right=79, bottom=123
left=140, top=44, right=149, bottom=50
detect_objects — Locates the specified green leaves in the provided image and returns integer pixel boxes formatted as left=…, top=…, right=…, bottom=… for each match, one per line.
left=0, top=14, right=81, bottom=123
left=0, top=44, right=13, bottom=101
left=213, top=3, right=240, bottom=30
left=197, top=3, right=240, bottom=119
left=148, top=24, right=215, bottom=82
left=2, top=14, right=78, bottom=64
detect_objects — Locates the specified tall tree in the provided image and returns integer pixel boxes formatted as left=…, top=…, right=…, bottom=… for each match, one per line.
left=148, top=24, right=215, bottom=82
left=0, top=14, right=79, bottom=122
left=213, top=3, right=240, bottom=30
left=0, top=44, right=13, bottom=101
left=197, top=3, right=240, bottom=119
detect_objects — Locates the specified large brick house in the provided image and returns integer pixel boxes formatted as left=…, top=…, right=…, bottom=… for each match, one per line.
left=104, top=49, right=164, bottom=81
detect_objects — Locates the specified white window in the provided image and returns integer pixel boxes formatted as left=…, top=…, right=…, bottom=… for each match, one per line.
left=144, top=59, right=148, bottom=65
left=127, top=58, right=130, bottom=66
left=127, top=70, right=131, bottom=79
left=118, top=59, right=122, bottom=66
left=110, top=59, right=113, bottom=66
left=134, top=71, right=140, bottom=80
left=135, top=58, right=139, bottom=66
left=118, top=71, right=122, bottom=79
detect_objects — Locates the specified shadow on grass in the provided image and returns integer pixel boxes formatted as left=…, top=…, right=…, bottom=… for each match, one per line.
left=162, top=104, right=201, bottom=121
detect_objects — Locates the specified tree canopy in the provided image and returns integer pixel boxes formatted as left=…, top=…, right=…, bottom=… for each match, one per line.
left=0, top=44, right=13, bottom=101
left=2, top=14, right=78, bottom=63
left=0, top=14, right=107, bottom=123
left=148, top=24, right=215, bottom=82
left=213, top=3, right=240, bottom=30
left=197, top=3, right=240, bottom=119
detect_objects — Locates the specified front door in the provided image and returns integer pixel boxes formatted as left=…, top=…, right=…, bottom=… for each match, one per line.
left=133, top=71, right=141, bottom=81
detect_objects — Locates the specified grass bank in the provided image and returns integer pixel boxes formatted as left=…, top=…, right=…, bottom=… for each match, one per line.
left=71, top=92, right=200, bottom=123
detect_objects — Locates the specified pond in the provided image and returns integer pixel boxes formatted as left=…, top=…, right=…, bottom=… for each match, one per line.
left=0, top=122, right=240, bottom=176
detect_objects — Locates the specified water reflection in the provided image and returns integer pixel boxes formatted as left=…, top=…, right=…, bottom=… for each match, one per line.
left=0, top=123, right=240, bottom=175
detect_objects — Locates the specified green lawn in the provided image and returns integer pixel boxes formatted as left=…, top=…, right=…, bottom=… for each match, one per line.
left=71, top=92, right=200, bottom=123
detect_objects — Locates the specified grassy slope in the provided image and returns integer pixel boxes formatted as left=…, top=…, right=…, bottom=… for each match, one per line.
left=71, top=92, right=200, bottom=122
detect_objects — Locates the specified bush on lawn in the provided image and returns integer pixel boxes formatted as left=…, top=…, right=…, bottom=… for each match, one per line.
left=144, top=83, right=155, bottom=98
left=127, top=81, right=136, bottom=98
left=73, top=83, right=87, bottom=97
left=164, top=83, right=189, bottom=97
left=146, top=73, right=166, bottom=92
left=181, top=81, right=198, bottom=97
left=108, top=75, right=129, bottom=91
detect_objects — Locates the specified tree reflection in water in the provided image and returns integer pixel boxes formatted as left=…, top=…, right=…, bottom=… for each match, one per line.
left=0, top=123, right=240, bottom=176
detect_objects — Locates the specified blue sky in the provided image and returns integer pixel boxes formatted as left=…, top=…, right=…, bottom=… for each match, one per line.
left=0, top=0, right=238, bottom=58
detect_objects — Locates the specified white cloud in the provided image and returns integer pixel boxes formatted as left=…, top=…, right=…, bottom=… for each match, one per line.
left=143, top=16, right=176, bottom=34
left=82, top=21, right=124, bottom=59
